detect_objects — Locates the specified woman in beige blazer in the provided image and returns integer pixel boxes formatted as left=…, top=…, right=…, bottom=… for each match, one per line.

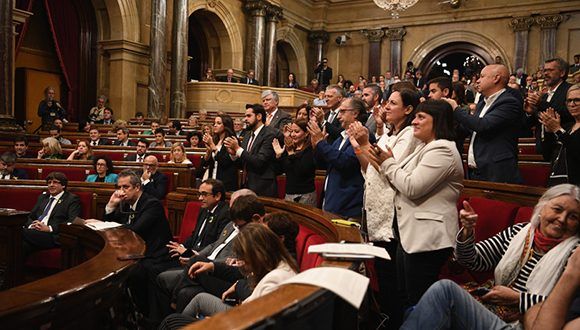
left=368, top=99, right=464, bottom=310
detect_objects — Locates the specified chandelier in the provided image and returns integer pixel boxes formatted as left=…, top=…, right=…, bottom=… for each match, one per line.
left=373, top=0, right=419, bottom=19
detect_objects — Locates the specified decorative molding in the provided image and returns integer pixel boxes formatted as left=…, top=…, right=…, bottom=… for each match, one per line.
left=385, top=27, right=406, bottom=41
left=509, top=16, right=534, bottom=32
left=308, top=30, right=329, bottom=43
left=361, top=29, right=385, bottom=42
left=266, top=4, right=283, bottom=22
left=243, top=0, right=268, bottom=16
left=536, top=14, right=564, bottom=30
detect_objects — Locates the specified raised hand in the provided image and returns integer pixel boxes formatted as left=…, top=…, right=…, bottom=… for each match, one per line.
left=538, top=107, right=562, bottom=133
left=307, top=119, right=327, bottom=147
left=107, top=189, right=126, bottom=209
left=459, top=200, right=478, bottom=240
left=203, top=133, right=215, bottom=151
left=367, top=144, right=393, bottom=171
left=348, top=121, right=370, bottom=147
left=223, top=137, right=239, bottom=155
left=272, top=138, right=285, bottom=158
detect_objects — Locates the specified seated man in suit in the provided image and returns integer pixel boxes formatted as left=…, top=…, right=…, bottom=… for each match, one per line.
left=309, top=97, right=373, bottom=219
left=224, top=104, right=278, bottom=197
left=240, top=69, right=259, bottom=86
left=14, top=137, right=32, bottom=158
left=98, top=107, right=114, bottom=125
left=125, top=138, right=150, bottom=162
left=23, top=172, right=81, bottom=254
left=139, top=155, right=168, bottom=200
left=166, top=179, right=230, bottom=257
left=217, top=68, right=238, bottom=83
left=0, top=152, right=28, bottom=180
left=88, top=127, right=109, bottom=146
left=152, top=191, right=262, bottom=322
left=113, top=127, right=136, bottom=146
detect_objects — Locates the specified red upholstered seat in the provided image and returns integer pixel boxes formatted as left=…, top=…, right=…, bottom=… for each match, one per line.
left=314, top=176, right=325, bottom=208
left=514, top=206, right=534, bottom=224
left=25, top=248, right=61, bottom=270
left=159, top=171, right=176, bottom=193
left=518, top=145, right=537, bottom=155
left=468, top=197, right=519, bottom=242
left=296, top=224, right=326, bottom=271
left=187, top=154, right=202, bottom=169
left=40, top=167, right=88, bottom=182
left=0, top=188, right=43, bottom=210
left=519, top=163, right=550, bottom=187
left=75, top=191, right=94, bottom=219
left=277, top=176, right=286, bottom=200
left=92, top=151, right=126, bottom=161
left=178, top=201, right=201, bottom=243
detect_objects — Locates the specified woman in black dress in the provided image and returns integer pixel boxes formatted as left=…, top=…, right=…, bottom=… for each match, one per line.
left=199, top=114, right=239, bottom=191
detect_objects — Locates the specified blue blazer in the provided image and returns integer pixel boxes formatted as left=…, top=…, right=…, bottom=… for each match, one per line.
left=85, top=173, right=118, bottom=183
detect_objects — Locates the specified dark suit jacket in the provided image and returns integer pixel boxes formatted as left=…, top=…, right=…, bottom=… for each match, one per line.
left=125, top=153, right=149, bottom=162
left=199, top=145, right=239, bottom=192
left=324, top=109, right=344, bottom=144
left=240, top=77, right=259, bottom=86
left=104, top=192, right=172, bottom=261
left=217, top=76, right=239, bottom=83
left=183, top=201, right=230, bottom=253
left=268, top=109, right=292, bottom=132
left=6, top=168, right=28, bottom=180
left=138, top=170, right=168, bottom=200
left=112, top=139, right=136, bottom=147
left=89, top=138, right=110, bottom=146
left=197, top=222, right=237, bottom=262
left=27, top=191, right=81, bottom=234
left=238, top=126, right=278, bottom=197
left=454, top=90, right=523, bottom=183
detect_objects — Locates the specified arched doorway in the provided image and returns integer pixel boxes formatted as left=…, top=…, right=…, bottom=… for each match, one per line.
left=188, top=9, right=234, bottom=81
left=419, top=42, right=491, bottom=80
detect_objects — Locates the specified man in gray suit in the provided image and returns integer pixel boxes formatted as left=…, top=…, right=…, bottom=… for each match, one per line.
left=152, top=191, right=263, bottom=321
left=362, top=84, right=382, bottom=134
left=261, top=90, right=292, bottom=133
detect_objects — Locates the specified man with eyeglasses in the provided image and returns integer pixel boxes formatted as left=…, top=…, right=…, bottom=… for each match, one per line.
left=23, top=172, right=81, bottom=254
left=139, top=155, right=168, bottom=200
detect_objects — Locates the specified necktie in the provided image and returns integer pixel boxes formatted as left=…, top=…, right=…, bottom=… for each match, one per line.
left=91, top=141, right=97, bottom=146
left=194, top=212, right=212, bottom=249
left=39, top=197, right=55, bottom=221
left=328, top=110, right=337, bottom=124
left=266, top=114, right=273, bottom=126
left=247, top=133, right=256, bottom=152
left=137, top=155, right=143, bottom=162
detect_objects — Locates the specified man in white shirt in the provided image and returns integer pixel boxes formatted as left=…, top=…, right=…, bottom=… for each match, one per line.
left=311, top=85, right=345, bottom=144
left=88, top=127, right=109, bottom=146
left=261, top=90, right=291, bottom=133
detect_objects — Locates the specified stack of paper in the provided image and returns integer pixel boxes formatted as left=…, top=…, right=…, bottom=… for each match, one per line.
left=308, top=243, right=391, bottom=260
left=85, top=221, right=123, bottom=231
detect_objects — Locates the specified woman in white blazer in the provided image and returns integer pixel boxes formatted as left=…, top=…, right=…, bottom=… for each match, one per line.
left=368, top=99, right=464, bottom=309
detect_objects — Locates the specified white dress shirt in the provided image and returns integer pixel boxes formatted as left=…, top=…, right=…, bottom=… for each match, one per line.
left=468, top=88, right=505, bottom=168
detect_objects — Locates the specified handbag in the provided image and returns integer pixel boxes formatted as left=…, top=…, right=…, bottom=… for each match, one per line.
left=547, top=142, right=568, bottom=186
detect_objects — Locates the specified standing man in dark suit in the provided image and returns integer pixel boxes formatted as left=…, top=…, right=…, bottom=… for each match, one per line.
left=525, top=58, right=572, bottom=157
left=453, top=64, right=523, bottom=183
left=125, top=138, right=150, bottom=162
left=113, top=127, right=136, bottom=146
left=88, top=127, right=110, bottom=146
left=23, top=172, right=81, bottom=254
left=240, top=69, right=259, bottom=86
left=262, top=90, right=292, bottom=133
left=139, top=155, right=168, bottom=200
left=224, top=104, right=278, bottom=197
left=309, top=97, right=373, bottom=219
left=312, top=85, right=345, bottom=144
left=314, top=58, right=332, bottom=89
left=217, top=68, right=238, bottom=83
left=166, top=179, right=230, bottom=257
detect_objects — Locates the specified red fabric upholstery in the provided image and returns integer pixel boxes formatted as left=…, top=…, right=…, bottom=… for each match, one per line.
left=514, top=206, right=534, bottom=224
left=519, top=164, right=550, bottom=187
left=314, top=176, right=325, bottom=208
left=300, top=234, right=326, bottom=271
left=179, top=201, right=201, bottom=243
left=518, top=145, right=537, bottom=155
left=468, top=197, right=519, bottom=242
left=25, top=248, right=61, bottom=270
left=277, top=176, right=286, bottom=200
left=159, top=171, right=176, bottom=193
left=0, top=188, right=43, bottom=210
left=39, top=167, right=88, bottom=182
left=187, top=154, right=203, bottom=169
left=75, top=191, right=93, bottom=219
left=92, top=151, right=126, bottom=161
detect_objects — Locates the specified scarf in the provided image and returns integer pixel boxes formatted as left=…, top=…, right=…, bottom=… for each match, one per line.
left=533, top=227, right=564, bottom=253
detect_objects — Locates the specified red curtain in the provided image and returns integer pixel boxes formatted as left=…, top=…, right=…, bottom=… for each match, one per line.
left=14, top=0, right=34, bottom=55
left=43, top=0, right=80, bottom=120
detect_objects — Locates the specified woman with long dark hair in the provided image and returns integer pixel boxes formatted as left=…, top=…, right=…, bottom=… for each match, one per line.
left=199, top=114, right=239, bottom=191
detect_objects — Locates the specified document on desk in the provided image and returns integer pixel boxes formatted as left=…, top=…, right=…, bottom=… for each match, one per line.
left=85, top=221, right=123, bottom=231
left=281, top=267, right=369, bottom=308
left=308, top=243, right=391, bottom=260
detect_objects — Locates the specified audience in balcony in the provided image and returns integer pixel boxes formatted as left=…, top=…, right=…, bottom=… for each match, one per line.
left=218, top=68, right=238, bottom=83
left=202, top=68, right=216, bottom=82
left=284, top=72, right=299, bottom=89
left=85, top=156, right=117, bottom=183
left=67, top=140, right=93, bottom=161
left=240, top=69, right=259, bottom=86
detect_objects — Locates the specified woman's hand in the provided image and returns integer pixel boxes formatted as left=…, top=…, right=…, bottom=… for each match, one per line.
left=481, top=285, right=520, bottom=306
left=203, top=133, right=215, bottom=151
left=538, top=107, right=562, bottom=133
left=222, top=282, right=237, bottom=301
left=272, top=138, right=285, bottom=158
left=367, top=144, right=393, bottom=171
left=67, top=149, right=79, bottom=160
left=459, top=200, right=478, bottom=240
left=37, top=149, right=45, bottom=159
left=348, top=121, right=370, bottom=148
left=223, top=137, right=239, bottom=155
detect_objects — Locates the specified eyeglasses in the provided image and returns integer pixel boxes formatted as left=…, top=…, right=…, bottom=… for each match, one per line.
left=199, top=191, right=214, bottom=197
left=566, top=98, right=580, bottom=106
left=338, top=108, right=355, bottom=114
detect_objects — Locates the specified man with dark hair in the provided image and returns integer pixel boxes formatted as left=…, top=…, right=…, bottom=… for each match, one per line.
left=428, top=77, right=452, bottom=100
left=23, top=172, right=81, bottom=253
left=311, top=85, right=346, bottom=144
left=139, top=155, right=168, bottom=200
left=571, top=54, right=580, bottom=74
left=14, top=137, right=31, bottom=158
left=135, top=112, right=145, bottom=126
left=113, top=127, right=135, bottom=146
left=49, top=125, right=72, bottom=145
left=240, top=69, right=259, bottom=85
left=125, top=138, right=150, bottom=162
left=168, top=120, right=183, bottom=136
left=0, top=152, right=28, bottom=180
left=144, top=120, right=160, bottom=136
left=88, top=127, right=109, bottom=146
left=362, top=84, right=382, bottom=133
left=166, top=179, right=230, bottom=256
left=99, top=107, right=114, bottom=125
left=309, top=97, right=374, bottom=219
left=224, top=104, right=278, bottom=197
left=314, top=57, right=333, bottom=88
left=150, top=128, right=172, bottom=148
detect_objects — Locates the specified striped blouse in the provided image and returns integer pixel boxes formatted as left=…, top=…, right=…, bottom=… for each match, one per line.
left=456, top=223, right=577, bottom=313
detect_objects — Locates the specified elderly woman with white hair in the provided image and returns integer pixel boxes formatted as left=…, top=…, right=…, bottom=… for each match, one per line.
left=401, top=184, right=580, bottom=329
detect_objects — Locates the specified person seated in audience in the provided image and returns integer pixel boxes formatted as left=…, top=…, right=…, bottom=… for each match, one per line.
left=218, top=68, right=238, bottom=83
left=168, top=143, right=192, bottom=164
left=125, top=138, right=150, bottom=162
left=78, top=120, right=91, bottom=133
left=295, top=104, right=311, bottom=121
left=508, top=74, right=521, bottom=90
left=37, top=86, right=66, bottom=129
left=49, top=125, right=72, bottom=145
left=14, top=137, right=32, bottom=158
left=273, top=119, right=316, bottom=206
left=186, top=130, right=203, bottom=149
left=98, top=107, right=114, bottom=125
left=240, top=69, right=259, bottom=86
left=202, top=68, right=216, bottom=82
left=88, top=127, right=109, bottom=146
left=168, top=120, right=183, bottom=136
left=150, top=128, right=173, bottom=148
left=304, top=78, right=320, bottom=94
left=88, top=95, right=107, bottom=123
left=0, top=152, right=28, bottom=180
left=199, top=114, right=238, bottom=192
left=52, top=118, right=64, bottom=130
left=143, top=119, right=160, bottom=135
left=198, top=109, right=208, bottom=122
left=400, top=183, right=580, bottom=329
left=284, top=72, right=299, bottom=89
left=112, top=127, right=135, bottom=147
left=187, top=115, right=199, bottom=128
left=66, top=140, right=93, bottom=161
left=233, top=118, right=244, bottom=138
left=111, top=119, right=128, bottom=133
left=38, top=137, right=65, bottom=159
left=313, top=90, right=326, bottom=108
left=134, top=111, right=145, bottom=126
left=539, top=83, right=580, bottom=186
left=23, top=172, right=81, bottom=254
left=366, top=100, right=463, bottom=312
left=159, top=222, right=298, bottom=329
left=85, top=156, right=117, bottom=183
left=309, top=97, right=374, bottom=219
left=139, top=155, right=168, bottom=200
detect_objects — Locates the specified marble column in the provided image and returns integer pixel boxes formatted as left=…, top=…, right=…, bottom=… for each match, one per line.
left=308, top=30, right=329, bottom=63
left=0, top=0, right=13, bottom=120
left=170, top=0, right=188, bottom=118
left=385, top=27, right=406, bottom=76
left=536, top=14, right=564, bottom=64
left=243, top=0, right=268, bottom=83
left=264, top=5, right=282, bottom=87
left=509, top=16, right=534, bottom=72
left=147, top=0, right=167, bottom=123
left=362, top=29, right=385, bottom=79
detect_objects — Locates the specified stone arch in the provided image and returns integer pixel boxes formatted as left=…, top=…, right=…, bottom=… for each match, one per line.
left=188, top=1, right=244, bottom=69
left=100, top=0, right=140, bottom=41
left=408, top=30, right=512, bottom=74
left=276, top=26, right=308, bottom=87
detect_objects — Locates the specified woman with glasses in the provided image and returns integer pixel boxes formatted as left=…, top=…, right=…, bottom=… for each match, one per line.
left=539, top=83, right=580, bottom=186
left=86, top=156, right=118, bottom=183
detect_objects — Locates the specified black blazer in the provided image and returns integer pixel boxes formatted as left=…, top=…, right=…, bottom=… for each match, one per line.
left=104, top=192, right=172, bottom=261
left=217, top=76, right=239, bottom=83
left=112, top=139, right=136, bottom=147
left=125, top=153, right=149, bottom=162
left=240, top=77, right=259, bottom=86
left=27, top=191, right=81, bottom=234
left=200, top=144, right=239, bottom=192
left=324, top=109, right=344, bottom=144
left=454, top=90, right=524, bottom=183
left=89, top=138, right=110, bottom=146
left=138, top=170, right=168, bottom=200
left=238, top=126, right=278, bottom=197
left=183, top=201, right=230, bottom=253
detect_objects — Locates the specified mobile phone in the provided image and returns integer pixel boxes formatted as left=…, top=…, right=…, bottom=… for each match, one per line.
left=117, top=254, right=145, bottom=261
left=224, top=298, right=238, bottom=306
left=471, top=287, right=490, bottom=296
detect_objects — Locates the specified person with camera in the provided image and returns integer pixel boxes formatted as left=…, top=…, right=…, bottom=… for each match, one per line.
left=37, top=86, right=67, bottom=129
left=314, top=58, right=333, bottom=89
